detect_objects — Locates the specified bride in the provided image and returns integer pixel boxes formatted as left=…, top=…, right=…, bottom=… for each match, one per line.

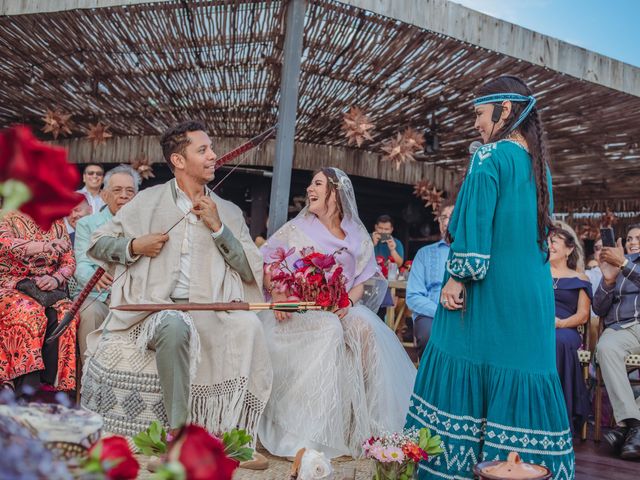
left=259, top=167, right=416, bottom=458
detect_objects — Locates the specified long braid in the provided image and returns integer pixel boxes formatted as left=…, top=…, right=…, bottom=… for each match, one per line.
left=528, top=110, right=554, bottom=251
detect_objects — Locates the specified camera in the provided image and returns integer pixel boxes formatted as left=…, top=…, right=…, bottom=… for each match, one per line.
left=379, top=233, right=392, bottom=242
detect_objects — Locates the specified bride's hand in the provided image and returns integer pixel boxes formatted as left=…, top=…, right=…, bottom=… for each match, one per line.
left=272, top=291, right=292, bottom=322
left=333, top=306, right=349, bottom=319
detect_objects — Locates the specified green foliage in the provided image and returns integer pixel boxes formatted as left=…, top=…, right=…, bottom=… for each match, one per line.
left=418, top=428, right=444, bottom=456
left=222, top=429, right=254, bottom=462
left=133, top=421, right=168, bottom=456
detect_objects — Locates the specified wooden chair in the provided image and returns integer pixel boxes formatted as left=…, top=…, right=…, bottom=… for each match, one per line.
left=593, top=317, right=640, bottom=441
left=577, top=318, right=595, bottom=441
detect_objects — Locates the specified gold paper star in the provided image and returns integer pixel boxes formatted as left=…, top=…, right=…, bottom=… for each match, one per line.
left=41, top=109, right=73, bottom=139
left=402, top=127, right=425, bottom=151
left=423, top=185, right=444, bottom=215
left=341, top=106, right=375, bottom=147
left=131, top=154, right=155, bottom=180
left=86, top=122, right=113, bottom=146
left=381, top=133, right=410, bottom=170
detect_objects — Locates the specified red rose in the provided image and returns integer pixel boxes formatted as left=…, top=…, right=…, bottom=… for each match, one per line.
left=0, top=126, right=84, bottom=231
left=88, top=436, right=139, bottom=480
left=316, top=290, right=333, bottom=308
left=308, top=273, right=323, bottom=286
left=302, top=252, right=324, bottom=265
left=338, top=291, right=350, bottom=309
left=169, top=425, right=239, bottom=480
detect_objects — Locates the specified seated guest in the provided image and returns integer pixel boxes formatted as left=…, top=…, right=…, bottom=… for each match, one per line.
left=74, top=165, right=140, bottom=359
left=372, top=215, right=404, bottom=266
left=0, top=212, right=78, bottom=394
left=77, top=163, right=106, bottom=214
left=549, top=227, right=592, bottom=434
left=594, top=223, right=640, bottom=460
left=406, top=203, right=453, bottom=358
left=63, top=198, right=91, bottom=245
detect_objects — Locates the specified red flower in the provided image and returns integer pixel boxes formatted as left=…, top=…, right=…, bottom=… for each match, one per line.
left=338, top=291, right=350, bottom=309
left=169, top=425, right=239, bottom=480
left=402, top=443, right=428, bottom=463
left=301, top=251, right=325, bottom=265
left=308, top=273, right=323, bottom=286
left=88, top=436, right=139, bottom=480
left=316, top=290, right=333, bottom=308
left=0, top=125, right=84, bottom=231
left=310, top=253, right=336, bottom=270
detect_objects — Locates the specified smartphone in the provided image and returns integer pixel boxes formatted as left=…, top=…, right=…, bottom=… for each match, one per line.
left=600, top=227, right=615, bottom=248
left=379, top=233, right=392, bottom=242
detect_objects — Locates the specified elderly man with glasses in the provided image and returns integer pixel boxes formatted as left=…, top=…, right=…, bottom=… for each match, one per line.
left=73, top=164, right=140, bottom=359
left=77, top=163, right=106, bottom=214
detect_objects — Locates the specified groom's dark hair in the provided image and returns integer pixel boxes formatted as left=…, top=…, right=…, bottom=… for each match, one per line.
left=160, top=120, right=207, bottom=171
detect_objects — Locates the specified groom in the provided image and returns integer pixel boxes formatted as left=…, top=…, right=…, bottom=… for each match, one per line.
left=84, top=121, right=272, bottom=459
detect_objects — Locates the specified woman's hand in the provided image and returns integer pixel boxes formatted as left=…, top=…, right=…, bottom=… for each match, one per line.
left=440, top=277, right=464, bottom=310
left=43, top=239, right=70, bottom=255
left=272, top=291, right=293, bottom=322
left=333, top=306, right=350, bottom=320
left=555, top=317, right=565, bottom=328
left=35, top=275, right=58, bottom=291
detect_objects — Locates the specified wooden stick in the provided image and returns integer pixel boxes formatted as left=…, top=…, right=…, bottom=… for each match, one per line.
left=111, top=302, right=322, bottom=312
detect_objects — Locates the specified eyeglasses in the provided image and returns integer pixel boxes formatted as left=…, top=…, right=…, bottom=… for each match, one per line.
left=85, top=171, right=104, bottom=177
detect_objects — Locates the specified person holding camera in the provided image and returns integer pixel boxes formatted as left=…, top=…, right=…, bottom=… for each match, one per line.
left=372, top=215, right=404, bottom=266
left=594, top=223, right=640, bottom=460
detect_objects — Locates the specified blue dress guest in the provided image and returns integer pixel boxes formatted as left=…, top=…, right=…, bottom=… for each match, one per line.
left=405, top=76, right=574, bottom=479
left=549, top=227, right=592, bottom=434
left=406, top=204, right=453, bottom=357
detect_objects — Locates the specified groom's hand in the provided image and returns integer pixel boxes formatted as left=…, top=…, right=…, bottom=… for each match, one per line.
left=192, top=196, right=222, bottom=233
left=131, top=233, right=169, bottom=258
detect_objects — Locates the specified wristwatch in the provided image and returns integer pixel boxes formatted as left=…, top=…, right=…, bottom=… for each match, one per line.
left=620, top=258, right=629, bottom=270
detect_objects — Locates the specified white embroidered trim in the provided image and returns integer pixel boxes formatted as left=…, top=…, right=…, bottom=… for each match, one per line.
left=486, top=421, right=571, bottom=437
left=412, top=394, right=486, bottom=423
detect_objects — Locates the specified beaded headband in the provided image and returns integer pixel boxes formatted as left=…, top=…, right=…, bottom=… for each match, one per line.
left=473, top=93, right=537, bottom=131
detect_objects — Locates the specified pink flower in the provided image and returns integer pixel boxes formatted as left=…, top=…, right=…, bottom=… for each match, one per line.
left=270, top=246, right=295, bottom=263
left=380, top=446, right=405, bottom=464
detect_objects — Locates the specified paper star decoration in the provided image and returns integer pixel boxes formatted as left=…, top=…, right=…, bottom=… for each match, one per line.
left=41, top=109, right=73, bottom=139
left=413, top=178, right=444, bottom=216
left=131, top=154, right=155, bottom=180
left=86, top=122, right=113, bottom=146
left=341, top=106, right=374, bottom=147
left=381, top=128, right=425, bottom=170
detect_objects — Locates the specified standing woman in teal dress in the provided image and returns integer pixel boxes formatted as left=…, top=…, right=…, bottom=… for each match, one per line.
left=406, top=75, right=575, bottom=479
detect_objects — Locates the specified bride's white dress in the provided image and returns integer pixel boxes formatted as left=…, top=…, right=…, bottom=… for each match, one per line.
left=258, top=168, right=416, bottom=458
left=258, top=305, right=417, bottom=458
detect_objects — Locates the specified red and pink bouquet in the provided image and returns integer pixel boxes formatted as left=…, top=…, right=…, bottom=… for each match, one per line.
left=266, top=246, right=350, bottom=310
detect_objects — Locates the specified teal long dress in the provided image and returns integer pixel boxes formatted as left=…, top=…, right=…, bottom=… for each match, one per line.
left=406, top=140, right=574, bottom=479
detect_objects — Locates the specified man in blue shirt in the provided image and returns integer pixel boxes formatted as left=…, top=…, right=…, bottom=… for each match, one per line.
left=406, top=204, right=453, bottom=357
left=372, top=215, right=404, bottom=266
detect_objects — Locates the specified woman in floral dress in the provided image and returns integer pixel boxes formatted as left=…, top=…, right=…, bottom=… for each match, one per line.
left=0, top=211, right=78, bottom=393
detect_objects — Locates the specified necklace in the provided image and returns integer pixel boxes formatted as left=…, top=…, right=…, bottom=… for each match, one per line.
left=552, top=277, right=560, bottom=289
